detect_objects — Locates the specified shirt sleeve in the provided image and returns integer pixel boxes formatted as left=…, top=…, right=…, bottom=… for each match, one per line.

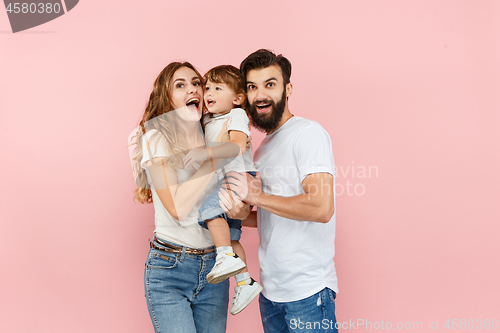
left=140, top=130, right=170, bottom=168
left=294, top=122, right=335, bottom=182
left=227, top=108, right=251, bottom=137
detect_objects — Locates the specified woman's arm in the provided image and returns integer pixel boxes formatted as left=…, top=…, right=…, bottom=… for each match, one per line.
left=183, top=130, right=248, bottom=168
left=144, top=121, right=229, bottom=222
left=146, top=156, right=219, bottom=222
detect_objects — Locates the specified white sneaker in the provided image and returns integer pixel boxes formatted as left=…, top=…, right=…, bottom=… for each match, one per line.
left=230, top=278, right=263, bottom=315
left=207, top=253, right=246, bottom=284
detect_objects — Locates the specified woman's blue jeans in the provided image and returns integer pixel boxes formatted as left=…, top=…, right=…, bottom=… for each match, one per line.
left=144, top=238, right=229, bottom=333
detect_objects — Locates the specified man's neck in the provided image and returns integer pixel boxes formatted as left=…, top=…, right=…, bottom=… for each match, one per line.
left=267, top=108, right=293, bottom=135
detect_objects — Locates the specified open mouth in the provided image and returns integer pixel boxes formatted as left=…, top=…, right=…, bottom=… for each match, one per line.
left=186, top=97, right=200, bottom=111
left=206, top=99, right=216, bottom=107
left=256, top=103, right=272, bottom=114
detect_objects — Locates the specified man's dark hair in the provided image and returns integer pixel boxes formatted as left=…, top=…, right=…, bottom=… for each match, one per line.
left=239, top=49, right=292, bottom=87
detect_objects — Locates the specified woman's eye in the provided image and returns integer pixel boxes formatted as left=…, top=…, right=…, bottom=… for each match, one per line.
left=216, top=87, right=221, bottom=91
left=267, top=82, right=275, bottom=87
left=176, top=83, right=184, bottom=88
left=193, top=81, right=201, bottom=86
left=247, top=85, right=255, bottom=90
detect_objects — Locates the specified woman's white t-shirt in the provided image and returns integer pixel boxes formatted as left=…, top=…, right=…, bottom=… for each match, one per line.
left=141, top=129, right=214, bottom=248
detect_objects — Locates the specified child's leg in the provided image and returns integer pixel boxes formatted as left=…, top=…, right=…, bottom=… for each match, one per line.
left=231, top=240, right=248, bottom=274
left=206, top=217, right=231, bottom=248
left=230, top=239, right=263, bottom=315
left=205, top=219, right=246, bottom=285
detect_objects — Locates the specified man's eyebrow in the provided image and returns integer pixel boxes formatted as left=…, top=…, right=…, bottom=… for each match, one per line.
left=246, top=77, right=278, bottom=85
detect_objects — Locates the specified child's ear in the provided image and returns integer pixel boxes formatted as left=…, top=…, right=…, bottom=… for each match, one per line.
left=233, top=94, right=245, bottom=106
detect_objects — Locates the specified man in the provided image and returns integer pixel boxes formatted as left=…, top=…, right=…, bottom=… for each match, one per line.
left=220, top=49, right=338, bottom=332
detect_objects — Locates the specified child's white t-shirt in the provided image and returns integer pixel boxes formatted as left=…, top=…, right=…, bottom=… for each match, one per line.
left=202, top=108, right=257, bottom=173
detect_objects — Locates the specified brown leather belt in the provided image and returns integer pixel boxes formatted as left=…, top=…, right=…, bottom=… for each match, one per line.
left=150, top=236, right=215, bottom=255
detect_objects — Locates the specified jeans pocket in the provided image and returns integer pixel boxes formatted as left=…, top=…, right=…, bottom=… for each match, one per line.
left=327, top=288, right=336, bottom=303
left=147, top=250, right=179, bottom=269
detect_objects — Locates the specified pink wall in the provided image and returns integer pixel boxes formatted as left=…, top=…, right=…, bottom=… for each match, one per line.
left=1, top=1, right=499, bottom=332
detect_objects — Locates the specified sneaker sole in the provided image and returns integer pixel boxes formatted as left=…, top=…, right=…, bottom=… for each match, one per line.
left=230, top=284, right=263, bottom=315
left=207, top=263, right=246, bottom=284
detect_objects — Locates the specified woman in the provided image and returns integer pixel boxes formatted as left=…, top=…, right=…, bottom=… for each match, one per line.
left=131, top=62, right=232, bottom=333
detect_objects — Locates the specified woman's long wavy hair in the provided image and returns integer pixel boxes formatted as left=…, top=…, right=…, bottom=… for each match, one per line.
left=130, top=62, right=203, bottom=204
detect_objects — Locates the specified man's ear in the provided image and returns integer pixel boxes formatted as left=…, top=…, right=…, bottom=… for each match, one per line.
left=285, top=83, right=293, bottom=98
left=233, top=93, right=245, bottom=106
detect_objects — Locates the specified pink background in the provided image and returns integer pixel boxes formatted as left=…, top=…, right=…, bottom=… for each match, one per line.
left=1, top=1, right=499, bottom=332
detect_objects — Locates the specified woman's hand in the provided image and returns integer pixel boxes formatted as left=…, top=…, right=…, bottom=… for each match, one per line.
left=183, top=147, right=209, bottom=169
left=245, top=135, right=252, bottom=151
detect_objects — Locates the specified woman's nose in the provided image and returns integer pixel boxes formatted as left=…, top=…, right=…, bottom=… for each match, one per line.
left=187, top=84, right=197, bottom=94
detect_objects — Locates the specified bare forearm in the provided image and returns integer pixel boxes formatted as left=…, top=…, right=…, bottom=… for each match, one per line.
left=170, top=163, right=215, bottom=221
left=209, top=141, right=244, bottom=160
left=254, top=193, right=333, bottom=223
left=151, top=158, right=221, bottom=222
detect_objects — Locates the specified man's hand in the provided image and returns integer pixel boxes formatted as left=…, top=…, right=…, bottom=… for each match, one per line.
left=222, top=171, right=263, bottom=206
left=218, top=188, right=250, bottom=220
left=183, top=147, right=209, bottom=169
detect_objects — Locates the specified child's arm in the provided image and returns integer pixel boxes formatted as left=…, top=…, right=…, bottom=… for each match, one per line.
left=183, top=130, right=247, bottom=168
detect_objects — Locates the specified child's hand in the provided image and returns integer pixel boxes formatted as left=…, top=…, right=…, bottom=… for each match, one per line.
left=184, top=147, right=209, bottom=169
left=214, top=119, right=230, bottom=142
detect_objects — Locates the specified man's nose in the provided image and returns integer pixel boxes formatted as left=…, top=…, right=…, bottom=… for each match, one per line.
left=255, top=88, right=268, bottom=101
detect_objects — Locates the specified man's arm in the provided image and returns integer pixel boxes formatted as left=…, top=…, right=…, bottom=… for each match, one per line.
left=224, top=171, right=334, bottom=223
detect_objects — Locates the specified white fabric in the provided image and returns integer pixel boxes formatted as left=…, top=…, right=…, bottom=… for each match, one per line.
left=203, top=108, right=257, bottom=173
left=141, top=130, right=214, bottom=249
left=254, top=116, right=338, bottom=302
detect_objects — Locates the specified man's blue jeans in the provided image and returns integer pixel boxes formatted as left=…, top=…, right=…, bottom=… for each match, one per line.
left=259, top=288, right=338, bottom=333
left=144, top=238, right=229, bottom=333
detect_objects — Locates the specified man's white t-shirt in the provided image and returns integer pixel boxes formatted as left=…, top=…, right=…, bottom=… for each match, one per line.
left=141, top=129, right=214, bottom=249
left=254, top=116, right=338, bottom=302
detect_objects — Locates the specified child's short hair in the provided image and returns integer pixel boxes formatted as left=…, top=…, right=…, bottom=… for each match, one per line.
left=204, top=65, right=247, bottom=109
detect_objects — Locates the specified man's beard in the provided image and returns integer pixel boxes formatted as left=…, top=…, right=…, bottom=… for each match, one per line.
left=247, top=89, right=286, bottom=134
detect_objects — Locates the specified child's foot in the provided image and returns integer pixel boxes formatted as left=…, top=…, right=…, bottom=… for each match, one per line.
left=207, top=253, right=246, bottom=284
left=230, top=278, right=263, bottom=315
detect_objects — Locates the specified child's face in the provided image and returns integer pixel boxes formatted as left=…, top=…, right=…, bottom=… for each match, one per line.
left=204, top=80, right=238, bottom=114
